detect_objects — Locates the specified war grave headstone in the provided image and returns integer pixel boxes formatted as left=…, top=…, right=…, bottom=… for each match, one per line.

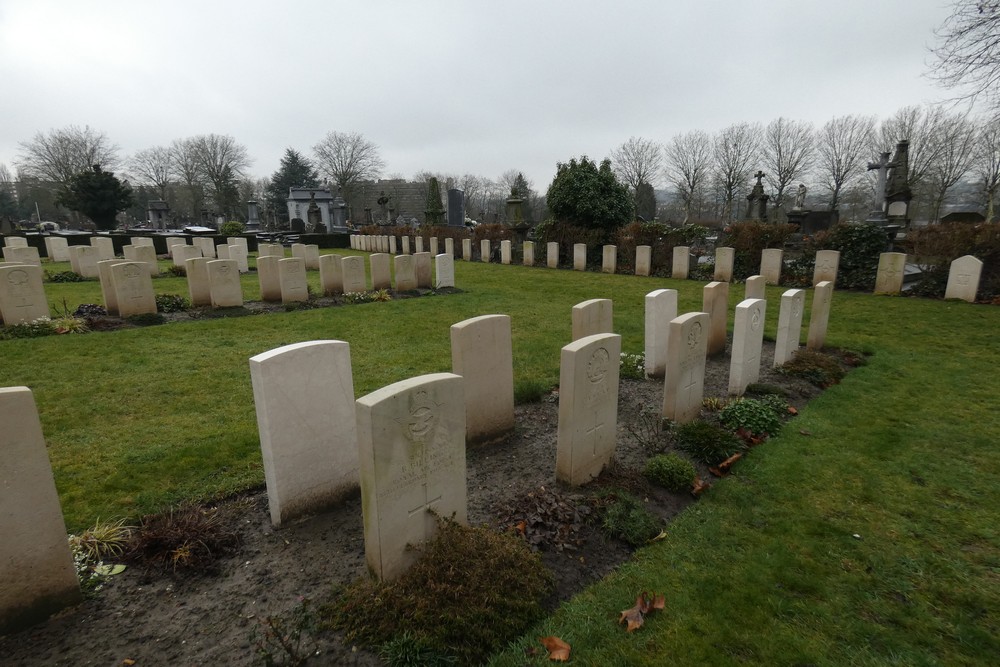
left=44, top=237, right=70, bottom=262
left=662, top=311, right=709, bottom=424
left=341, top=256, right=367, bottom=293
left=556, top=333, right=622, bottom=486
left=523, top=241, right=535, bottom=267
left=112, top=262, right=157, bottom=317
left=451, top=315, right=515, bottom=444
left=255, top=256, right=281, bottom=302
left=186, top=257, right=212, bottom=306
left=123, top=244, right=158, bottom=276
left=480, top=239, right=491, bottom=263
left=573, top=243, right=586, bottom=271
left=227, top=236, right=249, bottom=256
left=703, top=281, right=729, bottom=356
left=728, top=298, right=766, bottom=396
left=402, top=236, right=411, bottom=255
left=672, top=246, right=690, bottom=279
left=91, top=236, right=115, bottom=261
left=547, top=242, right=559, bottom=269
left=349, top=235, right=357, bottom=249
left=356, top=372, right=467, bottom=580
left=97, top=260, right=121, bottom=316
left=207, top=259, right=243, bottom=308
left=435, top=253, right=455, bottom=288
left=3, top=246, right=41, bottom=267
left=773, top=288, right=805, bottom=367
left=602, top=245, right=617, bottom=274
left=0, top=265, right=49, bottom=324
left=193, top=236, right=216, bottom=259
left=745, top=275, right=765, bottom=300
left=290, top=243, right=306, bottom=261
left=319, top=254, right=343, bottom=295
left=369, top=253, right=391, bottom=290
left=444, top=237, right=453, bottom=257
left=394, top=255, right=417, bottom=291
left=229, top=244, right=250, bottom=273
left=69, top=245, right=100, bottom=278
left=165, top=236, right=186, bottom=249
left=390, top=236, right=399, bottom=255
left=635, top=245, right=652, bottom=277
left=216, top=244, right=231, bottom=260
left=714, top=247, right=735, bottom=282
left=944, top=255, right=983, bottom=302
left=249, top=340, right=359, bottom=527
left=414, top=252, right=432, bottom=288
left=3, top=236, right=28, bottom=248
left=415, top=237, right=425, bottom=254
left=501, top=240, right=512, bottom=265
left=462, top=238, right=472, bottom=260
left=430, top=237, right=439, bottom=255
left=0, top=387, right=82, bottom=635
left=813, top=249, right=840, bottom=286
left=278, top=257, right=309, bottom=304
left=571, top=298, right=613, bottom=341
left=130, top=237, right=155, bottom=248
left=760, top=248, right=783, bottom=285
left=172, top=244, right=201, bottom=268
left=806, top=281, right=833, bottom=350
left=874, top=252, right=906, bottom=295
left=644, top=288, right=678, bottom=379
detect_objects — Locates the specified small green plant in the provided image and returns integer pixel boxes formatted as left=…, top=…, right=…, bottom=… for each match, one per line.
left=68, top=517, right=133, bottom=561
left=378, top=632, right=458, bottom=667
left=644, top=454, right=697, bottom=493
left=51, top=315, right=89, bottom=334
left=165, top=265, right=187, bottom=277
left=219, top=220, right=246, bottom=236
left=155, top=293, right=190, bottom=313
left=44, top=270, right=84, bottom=283
left=371, top=288, right=393, bottom=302
left=702, top=396, right=733, bottom=411
left=251, top=597, right=318, bottom=667
left=342, top=291, right=376, bottom=304
left=675, top=421, right=746, bottom=465
left=600, top=491, right=662, bottom=547
left=0, top=316, right=58, bottom=339
left=125, top=505, right=240, bottom=573
left=619, top=351, right=646, bottom=380
left=624, top=408, right=669, bottom=453
left=513, top=378, right=550, bottom=404
left=73, top=303, right=107, bottom=317
left=126, top=312, right=166, bottom=326
left=778, top=350, right=846, bottom=387
left=719, top=398, right=784, bottom=438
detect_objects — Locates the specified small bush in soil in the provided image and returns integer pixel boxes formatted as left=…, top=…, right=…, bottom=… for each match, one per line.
left=126, top=312, right=166, bottom=326
left=155, top=293, right=190, bottom=313
left=644, top=454, right=696, bottom=493
left=51, top=315, right=89, bottom=334
left=165, top=265, right=186, bottom=277
left=327, top=517, right=551, bottom=664
left=68, top=517, right=133, bottom=562
left=73, top=303, right=107, bottom=317
left=619, top=351, right=645, bottom=380
left=599, top=491, right=662, bottom=547
left=251, top=597, right=318, bottom=667
left=624, top=408, right=669, bottom=454
left=0, top=316, right=58, bottom=339
left=379, top=632, right=458, bottom=667
left=45, top=270, right=84, bottom=283
left=719, top=398, right=784, bottom=438
left=513, top=379, right=550, bottom=404
left=371, top=288, right=392, bottom=302
left=342, top=291, right=376, bottom=304
left=125, top=505, right=240, bottom=573
left=778, top=350, right=845, bottom=387
left=675, top=421, right=746, bottom=465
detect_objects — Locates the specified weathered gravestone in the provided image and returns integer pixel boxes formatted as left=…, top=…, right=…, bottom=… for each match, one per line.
left=461, top=238, right=472, bottom=260
left=227, top=236, right=249, bottom=256
left=90, top=236, right=115, bottom=261
left=430, top=237, right=439, bottom=256
left=661, top=312, right=709, bottom=423
left=571, top=298, right=613, bottom=341
left=444, top=237, right=453, bottom=257
left=556, top=333, right=622, bottom=486
left=480, top=239, right=491, bottom=263
left=3, top=246, right=41, bottom=266
left=193, top=236, right=216, bottom=259
left=728, top=298, right=767, bottom=396
left=703, top=281, right=729, bottom=356
left=450, top=315, right=515, bottom=444
left=672, top=246, right=690, bottom=279
left=602, top=245, right=617, bottom=274
left=341, top=256, right=367, bottom=293
left=773, top=288, right=805, bottom=367
left=714, top=246, right=735, bottom=282
left=760, top=248, right=783, bottom=285
left=229, top=244, right=250, bottom=273
left=44, top=237, right=70, bottom=262
left=278, top=257, right=309, bottom=304
left=806, top=281, right=833, bottom=350
left=256, top=256, right=282, bottom=302
left=303, top=245, right=320, bottom=270
left=635, top=245, right=652, bottom=277
left=401, top=236, right=411, bottom=255
left=112, top=262, right=157, bottom=317
left=944, top=255, right=982, bottom=302
left=165, top=236, right=186, bottom=249
left=874, top=252, right=907, bottom=295
left=523, top=241, right=535, bottom=267
left=573, top=243, right=586, bottom=271
left=0, top=387, right=82, bottom=635
left=319, top=254, right=343, bottom=295
left=813, top=249, right=840, bottom=286
left=70, top=245, right=100, bottom=278
left=0, top=265, right=48, bottom=324
left=414, top=252, right=432, bottom=288
left=500, top=240, right=512, bottom=265
left=644, top=288, right=678, bottom=379
left=369, top=253, right=391, bottom=290
left=96, top=260, right=121, bottom=316
left=290, top=243, right=306, bottom=262
left=394, top=255, right=417, bottom=291
left=435, top=253, right=455, bottom=288
left=3, top=236, right=28, bottom=248
left=415, top=237, right=424, bottom=254
left=547, top=242, right=559, bottom=269
left=185, top=257, right=212, bottom=306
left=123, top=244, right=158, bottom=276
left=216, top=244, right=231, bottom=260
left=745, top=275, right=766, bottom=300
left=172, top=244, right=201, bottom=268
left=249, top=340, right=359, bottom=527
left=130, top=236, right=155, bottom=248
left=390, top=236, right=399, bottom=255
left=207, top=259, right=243, bottom=308
left=356, top=372, right=467, bottom=580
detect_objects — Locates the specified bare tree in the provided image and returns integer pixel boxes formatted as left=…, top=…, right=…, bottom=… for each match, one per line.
left=313, top=131, right=386, bottom=193
left=974, top=116, right=1000, bottom=221
left=188, top=134, right=251, bottom=217
left=878, top=105, right=950, bottom=192
left=929, top=1, right=1000, bottom=111
left=663, top=130, right=713, bottom=223
left=15, top=125, right=120, bottom=185
left=169, top=138, right=206, bottom=221
left=926, top=112, right=979, bottom=221
left=128, top=146, right=174, bottom=199
left=761, top=117, right=815, bottom=211
left=610, top=136, right=663, bottom=190
left=816, top=115, right=877, bottom=210
left=712, top=122, right=762, bottom=221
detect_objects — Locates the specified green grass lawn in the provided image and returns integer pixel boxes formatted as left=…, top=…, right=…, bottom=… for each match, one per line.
left=2, top=252, right=998, bottom=665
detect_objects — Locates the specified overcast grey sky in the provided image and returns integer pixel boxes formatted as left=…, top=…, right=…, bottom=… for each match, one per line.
left=0, top=0, right=957, bottom=190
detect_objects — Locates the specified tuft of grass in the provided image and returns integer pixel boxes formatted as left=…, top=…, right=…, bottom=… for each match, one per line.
left=125, top=505, right=239, bottom=573
left=675, top=421, right=746, bottom=465
left=598, top=491, right=662, bottom=547
left=513, top=379, right=550, bottom=404
left=778, top=349, right=846, bottom=387
left=68, top=517, right=133, bottom=561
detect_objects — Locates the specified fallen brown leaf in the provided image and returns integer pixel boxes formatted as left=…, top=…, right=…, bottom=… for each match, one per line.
left=787, top=406, right=798, bottom=415
left=718, top=452, right=743, bottom=473
left=799, top=429, right=812, bottom=436
left=539, top=636, right=571, bottom=661
left=691, top=477, right=711, bottom=496
left=708, top=466, right=723, bottom=478
left=619, top=592, right=666, bottom=632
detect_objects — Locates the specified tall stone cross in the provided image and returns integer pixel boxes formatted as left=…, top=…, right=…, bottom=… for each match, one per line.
left=753, top=170, right=765, bottom=186
left=867, top=151, right=897, bottom=216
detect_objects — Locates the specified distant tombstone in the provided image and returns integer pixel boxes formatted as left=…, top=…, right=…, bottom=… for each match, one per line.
left=728, top=298, right=767, bottom=396
left=249, top=340, right=359, bottom=527
left=185, top=257, right=212, bottom=306
left=112, top=262, right=157, bottom=317
left=394, top=255, right=417, bottom=291
left=96, top=260, right=121, bottom=316
left=0, top=265, right=48, bottom=324
left=523, top=241, right=535, bottom=266
left=434, top=253, right=455, bottom=288
left=172, top=244, right=201, bottom=268
left=806, top=281, right=833, bottom=350
left=3, top=237, right=28, bottom=248
left=228, top=237, right=249, bottom=256
left=401, top=236, right=410, bottom=255
left=635, top=245, right=652, bottom=277
left=444, top=237, right=453, bottom=257
left=165, top=236, right=186, bottom=249
left=45, top=237, right=70, bottom=262
left=0, top=386, right=81, bottom=635
left=773, top=289, right=806, bottom=367
left=256, top=256, right=281, bottom=302
left=874, top=252, right=906, bottom=294
left=461, top=238, right=472, bottom=260
left=556, top=333, right=622, bottom=485
left=130, top=237, right=155, bottom=248
left=480, top=239, right=491, bottom=263
left=2, top=246, right=41, bottom=267
left=207, top=259, right=243, bottom=308
left=661, top=312, right=709, bottom=424
left=229, top=244, right=249, bottom=273
left=193, top=236, right=216, bottom=259
left=703, top=281, right=729, bottom=356
left=450, top=314, right=515, bottom=444
left=123, top=245, right=158, bottom=276
left=341, top=256, right=366, bottom=293
left=760, top=248, right=783, bottom=285
left=278, top=257, right=309, bottom=304
left=216, top=244, right=231, bottom=260
left=303, top=244, right=320, bottom=270
left=813, top=250, right=840, bottom=286
left=547, top=242, right=559, bottom=269
left=644, top=288, right=678, bottom=379
left=571, top=298, right=613, bottom=341
left=672, top=246, right=690, bottom=279
left=447, top=189, right=466, bottom=227
left=290, top=218, right=305, bottom=233
left=430, top=237, right=439, bottom=255
left=356, top=372, right=467, bottom=580
left=290, top=243, right=306, bottom=262
left=69, top=245, right=100, bottom=278
left=714, top=247, right=734, bottom=281
left=90, top=236, right=114, bottom=261
left=319, top=254, right=343, bottom=295
left=415, top=236, right=424, bottom=254
left=369, top=253, right=391, bottom=290
left=500, top=240, right=512, bottom=265
left=573, top=243, right=586, bottom=270
left=414, top=252, right=432, bottom=288
left=389, top=236, right=399, bottom=255
left=602, top=245, right=617, bottom=274
left=944, top=255, right=983, bottom=302
left=745, top=275, right=766, bottom=300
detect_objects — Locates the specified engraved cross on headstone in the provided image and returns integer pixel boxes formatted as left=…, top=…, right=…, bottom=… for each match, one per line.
left=408, top=481, right=442, bottom=521
left=585, top=420, right=605, bottom=456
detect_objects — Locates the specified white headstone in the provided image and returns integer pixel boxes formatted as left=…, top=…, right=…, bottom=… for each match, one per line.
left=572, top=298, right=613, bottom=341
left=635, top=245, right=652, bottom=277
left=644, top=288, right=678, bottom=379
left=415, top=236, right=425, bottom=254
left=394, top=255, right=417, bottom=291
left=745, top=275, right=766, bottom=300
left=547, top=241, right=559, bottom=269
left=90, top=236, right=115, bottom=261
left=500, top=240, right=512, bottom=265
left=69, top=245, right=100, bottom=278
left=760, top=248, right=783, bottom=285
left=0, top=265, right=48, bottom=324
left=602, top=245, right=617, bottom=274
left=341, top=256, right=367, bottom=293
left=227, top=236, right=249, bottom=256
left=480, top=239, right=491, bottom=263
left=165, top=236, right=187, bottom=249
left=370, top=253, right=391, bottom=290
left=573, top=243, right=586, bottom=270
left=319, top=254, right=343, bottom=295
left=450, top=315, right=515, bottom=444
left=303, top=244, right=320, bottom=270
left=714, top=247, right=734, bottom=281
left=672, top=246, right=690, bottom=279
left=944, top=255, right=982, bottom=302
left=728, top=298, right=767, bottom=396
left=523, top=241, right=535, bottom=267
left=207, top=259, right=243, bottom=308
left=661, top=311, right=709, bottom=424
left=3, top=237, right=28, bottom=248
left=256, top=256, right=281, bottom=302
left=229, top=244, right=249, bottom=273
left=806, top=281, right=834, bottom=350
left=278, top=257, right=309, bottom=303
left=773, top=289, right=806, bottom=367
left=390, top=236, right=399, bottom=255
left=813, top=250, right=840, bottom=286
left=193, top=236, right=216, bottom=259
left=96, top=259, right=121, bottom=316
left=461, top=238, right=472, bottom=260
left=434, top=253, right=455, bottom=288
left=402, top=236, right=411, bottom=255
left=414, top=252, right=432, bottom=288
left=44, top=237, right=70, bottom=262
left=112, top=262, right=157, bottom=317
left=874, top=252, right=906, bottom=294
left=130, top=236, right=155, bottom=248
left=444, top=237, right=453, bottom=257
left=2, top=246, right=41, bottom=267
left=186, top=257, right=212, bottom=306
left=216, top=244, right=231, bottom=260
left=703, top=281, right=729, bottom=356
left=123, top=244, right=158, bottom=276
left=430, top=237, right=439, bottom=255
left=172, top=244, right=201, bottom=268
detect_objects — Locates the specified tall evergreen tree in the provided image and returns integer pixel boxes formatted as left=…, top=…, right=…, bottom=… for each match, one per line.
left=265, top=148, right=320, bottom=224
left=56, top=165, right=133, bottom=230
left=425, top=177, right=445, bottom=225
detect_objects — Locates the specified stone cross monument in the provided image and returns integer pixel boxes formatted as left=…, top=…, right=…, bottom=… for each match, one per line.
left=866, top=151, right=896, bottom=222
left=746, top=171, right=769, bottom=222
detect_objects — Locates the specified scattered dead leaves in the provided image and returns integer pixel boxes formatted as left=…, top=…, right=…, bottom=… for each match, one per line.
left=691, top=476, right=711, bottom=496
left=709, top=452, right=743, bottom=477
left=498, top=486, right=591, bottom=552
left=619, top=591, right=665, bottom=632
left=539, top=635, right=571, bottom=661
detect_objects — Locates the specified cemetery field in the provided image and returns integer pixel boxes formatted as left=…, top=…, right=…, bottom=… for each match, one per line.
left=2, top=253, right=999, bottom=665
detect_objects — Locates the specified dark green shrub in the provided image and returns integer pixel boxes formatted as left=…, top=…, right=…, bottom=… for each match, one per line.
left=719, top=398, right=784, bottom=438
left=219, top=221, right=245, bottom=236
left=126, top=312, right=165, bottom=326
left=73, top=304, right=107, bottom=317
left=675, top=421, right=746, bottom=465
left=600, top=491, right=661, bottom=546
left=644, top=454, right=696, bottom=493
left=903, top=222, right=1000, bottom=300
left=777, top=350, right=845, bottom=387
left=823, top=223, right=887, bottom=290
left=720, top=221, right=798, bottom=280
left=155, top=293, right=189, bottom=313
left=45, top=270, right=84, bottom=283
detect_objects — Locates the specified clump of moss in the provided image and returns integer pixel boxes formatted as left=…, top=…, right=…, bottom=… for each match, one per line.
left=778, top=350, right=846, bottom=387
left=675, top=421, right=745, bottom=465
left=644, top=454, right=697, bottom=493
left=599, top=491, right=662, bottom=546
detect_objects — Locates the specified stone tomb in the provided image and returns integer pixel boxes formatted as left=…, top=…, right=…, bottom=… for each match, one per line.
left=573, top=243, right=586, bottom=270
left=319, top=254, right=343, bottom=295
left=394, top=255, right=417, bottom=291
left=278, top=257, right=309, bottom=304
left=745, top=275, right=765, bottom=300
left=672, top=246, right=690, bottom=279
left=703, top=281, right=729, bottom=356
left=369, top=253, right=391, bottom=290
left=714, top=246, right=735, bottom=281
left=207, top=259, right=243, bottom=308
left=112, top=262, right=157, bottom=317
left=341, top=256, right=367, bottom=293
left=90, top=236, right=115, bottom=261
left=874, top=252, right=907, bottom=295
left=806, top=281, right=833, bottom=350
left=356, top=372, right=467, bottom=580
left=450, top=315, right=515, bottom=444
left=123, top=244, right=158, bottom=276
left=523, top=241, right=535, bottom=267
left=2, top=246, right=41, bottom=266
left=644, top=288, right=678, bottom=379
left=571, top=298, right=613, bottom=341
left=547, top=241, right=559, bottom=268
left=414, top=252, right=432, bottom=288
left=256, top=256, right=282, bottom=302
left=500, top=240, right=512, bottom=265
left=602, top=245, right=617, bottom=274
left=185, top=257, right=212, bottom=306
left=250, top=340, right=359, bottom=527
left=434, top=253, right=455, bottom=289
left=0, top=264, right=49, bottom=324
left=813, top=249, right=840, bottom=286
left=661, top=312, right=709, bottom=424
left=760, top=248, right=783, bottom=285
left=773, top=289, right=805, bottom=367
left=944, top=255, right=982, bottom=302
left=480, top=239, right=491, bottom=263
left=728, top=298, right=766, bottom=396
left=0, top=387, right=82, bottom=635
left=635, top=245, right=652, bottom=277
left=556, top=333, right=622, bottom=486
left=68, top=245, right=100, bottom=278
